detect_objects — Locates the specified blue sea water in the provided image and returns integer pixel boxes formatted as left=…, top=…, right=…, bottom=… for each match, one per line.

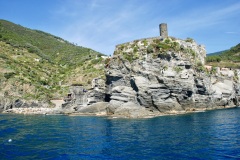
left=0, top=108, right=240, bottom=160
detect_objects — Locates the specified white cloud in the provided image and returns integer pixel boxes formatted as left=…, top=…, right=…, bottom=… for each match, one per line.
left=52, top=0, right=240, bottom=55
left=168, top=2, right=240, bottom=35
left=225, top=32, right=239, bottom=35
left=56, top=0, right=150, bottom=54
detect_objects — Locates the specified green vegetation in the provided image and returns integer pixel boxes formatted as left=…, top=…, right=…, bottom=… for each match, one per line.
left=206, top=43, right=240, bottom=68
left=173, top=66, right=183, bottom=73
left=147, top=45, right=154, bottom=53
left=206, top=56, right=221, bottom=63
left=155, top=38, right=180, bottom=53
left=185, top=38, right=194, bottom=43
left=143, top=39, right=148, bottom=46
left=123, top=52, right=133, bottom=63
left=0, top=19, right=105, bottom=101
left=117, top=37, right=183, bottom=62
left=195, top=61, right=206, bottom=72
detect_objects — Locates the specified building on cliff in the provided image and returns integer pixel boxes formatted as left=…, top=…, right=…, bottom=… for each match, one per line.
left=59, top=24, right=240, bottom=118
left=159, top=23, right=168, bottom=38
left=103, top=24, right=240, bottom=118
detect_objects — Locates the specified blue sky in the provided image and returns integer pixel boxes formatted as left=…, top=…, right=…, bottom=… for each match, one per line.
left=0, top=0, right=239, bottom=55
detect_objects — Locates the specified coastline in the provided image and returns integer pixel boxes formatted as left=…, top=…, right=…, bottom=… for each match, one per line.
left=2, top=105, right=238, bottom=119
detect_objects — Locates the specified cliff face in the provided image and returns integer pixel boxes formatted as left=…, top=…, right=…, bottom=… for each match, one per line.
left=105, top=37, right=240, bottom=117
left=2, top=34, right=240, bottom=117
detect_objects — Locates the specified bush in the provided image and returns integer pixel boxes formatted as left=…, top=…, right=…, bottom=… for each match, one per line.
left=91, top=58, right=102, bottom=65
left=147, top=45, right=154, bottom=53
left=190, top=49, right=196, bottom=57
left=206, top=56, right=221, bottom=62
left=133, top=46, right=138, bottom=53
left=119, top=45, right=125, bottom=51
left=143, top=39, right=148, bottom=46
left=195, top=62, right=206, bottom=72
left=164, top=38, right=171, bottom=44
left=173, top=66, right=183, bottom=73
left=4, top=72, right=15, bottom=79
left=157, top=43, right=170, bottom=50
left=171, top=42, right=180, bottom=50
left=158, top=52, right=171, bottom=61
left=210, top=67, right=217, bottom=74
left=123, top=53, right=133, bottom=62
left=185, top=38, right=194, bottom=43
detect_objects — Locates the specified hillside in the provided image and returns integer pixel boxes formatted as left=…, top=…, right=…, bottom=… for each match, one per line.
left=207, top=50, right=225, bottom=56
left=206, top=43, right=240, bottom=68
left=0, top=19, right=105, bottom=102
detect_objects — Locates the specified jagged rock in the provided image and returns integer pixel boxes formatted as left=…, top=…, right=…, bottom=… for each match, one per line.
left=14, top=99, right=23, bottom=108
left=77, top=102, right=108, bottom=115
left=111, top=86, right=137, bottom=103
left=105, top=36, right=240, bottom=118
left=87, top=89, right=105, bottom=104
left=112, top=102, right=151, bottom=118
left=107, top=100, right=124, bottom=114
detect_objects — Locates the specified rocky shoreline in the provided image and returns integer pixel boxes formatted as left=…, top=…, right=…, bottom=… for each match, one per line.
left=1, top=104, right=237, bottom=119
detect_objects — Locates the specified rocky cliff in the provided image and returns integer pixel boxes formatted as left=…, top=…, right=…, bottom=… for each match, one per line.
left=2, top=34, right=240, bottom=118
left=104, top=36, right=240, bottom=118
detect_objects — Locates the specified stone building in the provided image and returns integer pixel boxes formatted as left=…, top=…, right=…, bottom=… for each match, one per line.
left=159, top=23, right=168, bottom=38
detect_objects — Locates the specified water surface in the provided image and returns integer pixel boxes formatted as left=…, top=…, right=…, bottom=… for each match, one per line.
left=1, top=108, right=240, bottom=159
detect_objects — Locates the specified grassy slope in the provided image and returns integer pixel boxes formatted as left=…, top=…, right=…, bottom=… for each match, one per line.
left=207, top=50, right=226, bottom=56
left=206, top=43, right=240, bottom=68
left=0, top=19, right=105, bottom=102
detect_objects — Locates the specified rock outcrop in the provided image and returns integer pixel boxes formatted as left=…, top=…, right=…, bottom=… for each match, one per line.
left=104, top=36, right=240, bottom=117
left=1, top=35, right=240, bottom=118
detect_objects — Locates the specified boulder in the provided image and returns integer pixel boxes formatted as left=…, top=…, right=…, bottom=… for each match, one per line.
left=77, top=102, right=108, bottom=115
left=107, top=100, right=124, bottom=114
left=113, top=102, right=151, bottom=118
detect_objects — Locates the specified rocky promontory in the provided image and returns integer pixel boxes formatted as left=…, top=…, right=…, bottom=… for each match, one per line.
left=104, top=36, right=240, bottom=118
left=1, top=24, right=240, bottom=118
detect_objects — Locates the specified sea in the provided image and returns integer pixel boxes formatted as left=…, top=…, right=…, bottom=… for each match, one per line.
left=0, top=108, right=240, bottom=160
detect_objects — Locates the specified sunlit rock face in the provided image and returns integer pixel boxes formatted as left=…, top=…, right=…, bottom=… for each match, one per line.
left=105, top=36, right=239, bottom=117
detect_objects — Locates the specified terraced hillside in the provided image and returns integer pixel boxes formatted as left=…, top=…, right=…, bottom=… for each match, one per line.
left=0, top=19, right=105, bottom=102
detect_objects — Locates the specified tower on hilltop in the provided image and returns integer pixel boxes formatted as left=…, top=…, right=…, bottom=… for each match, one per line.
left=159, top=23, right=168, bottom=38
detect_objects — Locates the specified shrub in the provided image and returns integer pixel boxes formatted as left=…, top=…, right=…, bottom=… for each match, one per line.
left=164, top=38, right=171, bottom=44
left=173, top=66, right=183, bottom=73
left=157, top=43, right=170, bottom=51
left=210, top=67, right=217, bottom=75
left=133, top=46, right=138, bottom=53
left=185, top=38, right=194, bottom=43
left=171, top=42, right=180, bottom=50
left=147, top=45, right=154, bottom=53
left=143, top=39, right=148, bottom=46
left=190, top=49, right=196, bottom=57
left=72, top=82, right=83, bottom=86
left=4, top=72, right=15, bottom=79
left=196, top=61, right=206, bottom=72
left=205, top=56, right=221, bottom=62
left=123, top=53, right=133, bottom=63
left=163, top=65, right=168, bottom=71
left=119, top=45, right=125, bottom=51
left=91, top=58, right=102, bottom=65
left=158, top=52, right=171, bottom=61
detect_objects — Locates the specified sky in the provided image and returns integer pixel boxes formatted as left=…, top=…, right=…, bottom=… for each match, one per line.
left=0, top=0, right=239, bottom=55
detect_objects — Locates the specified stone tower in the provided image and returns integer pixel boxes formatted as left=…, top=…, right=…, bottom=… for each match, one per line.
left=159, top=23, right=168, bottom=38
